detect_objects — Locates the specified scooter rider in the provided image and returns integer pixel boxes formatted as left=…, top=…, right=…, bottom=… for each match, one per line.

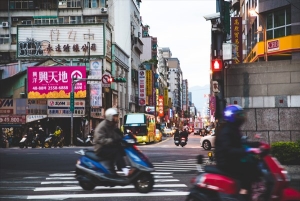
left=215, top=105, right=261, bottom=201
left=173, top=128, right=180, bottom=140
left=180, top=126, right=189, bottom=142
left=93, top=108, right=129, bottom=176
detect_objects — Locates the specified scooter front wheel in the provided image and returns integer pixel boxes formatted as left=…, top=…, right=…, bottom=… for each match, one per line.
left=134, top=172, right=154, bottom=193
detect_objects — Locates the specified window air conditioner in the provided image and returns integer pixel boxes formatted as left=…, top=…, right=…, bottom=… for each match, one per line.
left=2, top=22, right=9, bottom=27
left=101, top=7, right=107, bottom=13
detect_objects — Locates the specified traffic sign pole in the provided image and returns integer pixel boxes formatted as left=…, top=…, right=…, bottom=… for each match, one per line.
left=70, top=77, right=102, bottom=146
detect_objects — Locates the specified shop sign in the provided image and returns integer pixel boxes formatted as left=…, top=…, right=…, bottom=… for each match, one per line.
left=138, top=70, right=146, bottom=106
left=268, top=39, right=279, bottom=52
left=90, top=60, right=102, bottom=107
left=145, top=106, right=155, bottom=114
left=231, top=17, right=242, bottom=63
left=27, top=66, right=86, bottom=99
left=146, top=70, right=153, bottom=96
left=26, top=115, right=47, bottom=123
left=0, top=99, right=14, bottom=114
left=158, top=96, right=164, bottom=117
left=47, top=99, right=85, bottom=117
left=164, top=88, right=168, bottom=107
left=17, top=25, right=104, bottom=58
left=0, top=115, right=26, bottom=124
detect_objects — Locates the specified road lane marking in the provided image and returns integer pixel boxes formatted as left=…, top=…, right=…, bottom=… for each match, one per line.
left=27, top=192, right=190, bottom=199
left=34, top=184, right=187, bottom=191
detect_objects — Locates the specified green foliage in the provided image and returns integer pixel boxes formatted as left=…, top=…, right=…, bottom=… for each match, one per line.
left=271, top=141, right=300, bottom=165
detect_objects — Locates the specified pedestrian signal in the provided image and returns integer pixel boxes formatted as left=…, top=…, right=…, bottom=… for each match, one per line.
left=212, top=59, right=223, bottom=71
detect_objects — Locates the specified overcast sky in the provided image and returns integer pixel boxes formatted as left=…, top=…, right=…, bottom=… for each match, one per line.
left=140, top=0, right=216, bottom=87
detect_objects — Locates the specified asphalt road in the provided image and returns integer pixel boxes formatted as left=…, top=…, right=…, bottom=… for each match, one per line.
left=1, top=133, right=299, bottom=201
left=0, top=133, right=208, bottom=201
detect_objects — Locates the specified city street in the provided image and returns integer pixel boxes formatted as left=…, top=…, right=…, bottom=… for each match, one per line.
left=0, top=133, right=208, bottom=201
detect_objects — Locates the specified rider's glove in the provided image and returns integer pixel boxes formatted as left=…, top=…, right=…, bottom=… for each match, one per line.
left=246, top=148, right=261, bottom=154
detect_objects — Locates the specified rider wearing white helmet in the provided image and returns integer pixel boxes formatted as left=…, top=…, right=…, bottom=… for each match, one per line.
left=93, top=108, right=129, bottom=176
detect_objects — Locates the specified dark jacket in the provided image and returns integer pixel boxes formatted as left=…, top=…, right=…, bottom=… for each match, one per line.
left=173, top=129, right=180, bottom=140
left=93, top=120, right=122, bottom=155
left=180, top=130, right=188, bottom=139
left=215, top=123, right=247, bottom=169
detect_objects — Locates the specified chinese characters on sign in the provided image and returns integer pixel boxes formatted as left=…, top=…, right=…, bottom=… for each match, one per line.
left=0, top=115, right=26, bottom=124
left=158, top=96, right=164, bottom=117
left=138, top=70, right=146, bottom=106
left=146, top=70, right=153, bottom=96
left=27, top=66, right=86, bottom=99
left=47, top=99, right=85, bottom=117
left=17, top=25, right=103, bottom=58
left=231, top=17, right=242, bottom=64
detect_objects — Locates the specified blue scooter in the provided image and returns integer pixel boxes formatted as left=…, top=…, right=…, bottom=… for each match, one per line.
left=75, top=133, right=155, bottom=193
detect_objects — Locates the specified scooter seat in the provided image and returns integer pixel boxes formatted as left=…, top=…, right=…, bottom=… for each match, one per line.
left=204, top=165, right=233, bottom=177
left=85, top=151, right=108, bottom=161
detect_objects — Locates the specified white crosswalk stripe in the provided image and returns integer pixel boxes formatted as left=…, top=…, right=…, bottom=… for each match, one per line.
left=0, top=159, right=209, bottom=200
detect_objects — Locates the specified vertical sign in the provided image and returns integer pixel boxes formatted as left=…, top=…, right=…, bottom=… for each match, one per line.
left=158, top=96, right=164, bottom=117
left=89, top=60, right=102, bottom=107
left=231, top=17, right=242, bottom=64
left=138, top=70, right=146, bottom=106
left=146, top=70, right=153, bottom=96
left=163, top=88, right=168, bottom=107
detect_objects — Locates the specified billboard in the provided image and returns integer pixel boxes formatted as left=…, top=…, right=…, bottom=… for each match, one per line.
left=47, top=99, right=85, bottom=117
left=146, top=70, right=153, bottom=96
left=17, top=24, right=104, bottom=58
left=27, top=66, right=86, bottom=99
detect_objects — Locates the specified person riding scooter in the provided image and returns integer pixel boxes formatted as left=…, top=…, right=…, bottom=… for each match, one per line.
left=215, top=104, right=261, bottom=201
left=179, top=127, right=189, bottom=142
left=93, top=108, right=129, bottom=176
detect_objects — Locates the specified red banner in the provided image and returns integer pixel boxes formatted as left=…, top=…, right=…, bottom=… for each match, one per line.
left=158, top=96, right=164, bottom=117
left=231, top=17, right=242, bottom=63
left=0, top=115, right=26, bottom=124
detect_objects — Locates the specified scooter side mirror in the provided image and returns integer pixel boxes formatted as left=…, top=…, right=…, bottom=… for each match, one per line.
left=197, top=155, right=204, bottom=164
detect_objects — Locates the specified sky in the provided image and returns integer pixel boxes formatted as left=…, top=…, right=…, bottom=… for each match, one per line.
left=140, top=0, right=216, bottom=87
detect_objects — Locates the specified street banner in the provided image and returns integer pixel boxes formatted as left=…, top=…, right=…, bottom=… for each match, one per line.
left=158, top=96, right=164, bottom=117
left=164, top=88, right=168, bottom=107
left=27, top=66, right=86, bottom=99
left=138, top=70, right=146, bottom=106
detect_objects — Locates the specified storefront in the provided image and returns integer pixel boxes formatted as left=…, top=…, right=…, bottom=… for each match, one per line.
left=0, top=115, right=26, bottom=146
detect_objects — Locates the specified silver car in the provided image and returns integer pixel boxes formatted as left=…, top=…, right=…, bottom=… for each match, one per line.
left=200, top=131, right=216, bottom=150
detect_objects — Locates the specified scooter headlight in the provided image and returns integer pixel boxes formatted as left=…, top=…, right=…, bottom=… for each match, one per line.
left=76, top=160, right=81, bottom=165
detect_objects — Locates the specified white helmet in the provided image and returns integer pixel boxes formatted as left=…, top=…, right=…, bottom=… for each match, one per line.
left=105, top=108, right=118, bottom=121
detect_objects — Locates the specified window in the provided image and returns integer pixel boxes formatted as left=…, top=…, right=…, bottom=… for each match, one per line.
left=21, top=20, right=32, bottom=25
left=0, top=34, right=9, bottom=44
left=84, top=0, right=99, bottom=8
left=34, top=18, right=58, bottom=25
left=70, top=16, right=81, bottom=24
left=67, top=0, right=81, bottom=8
left=266, top=8, right=291, bottom=40
left=9, top=0, right=34, bottom=9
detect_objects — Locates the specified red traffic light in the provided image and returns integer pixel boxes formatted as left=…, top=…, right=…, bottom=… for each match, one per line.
left=108, top=77, right=113, bottom=83
left=212, top=59, right=223, bottom=71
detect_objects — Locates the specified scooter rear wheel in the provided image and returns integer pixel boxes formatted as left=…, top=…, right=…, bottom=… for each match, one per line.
left=79, top=181, right=95, bottom=191
left=134, top=172, right=154, bottom=193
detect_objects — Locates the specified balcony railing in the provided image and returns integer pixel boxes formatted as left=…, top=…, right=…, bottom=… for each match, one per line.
left=133, top=37, right=143, bottom=54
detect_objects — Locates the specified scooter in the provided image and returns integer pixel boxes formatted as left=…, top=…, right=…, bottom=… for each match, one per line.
left=76, top=134, right=93, bottom=146
left=31, top=133, right=40, bottom=148
left=186, top=141, right=300, bottom=201
left=75, top=133, right=155, bottom=193
left=19, top=134, right=28, bottom=148
left=180, top=137, right=187, bottom=147
left=174, top=136, right=180, bottom=146
left=44, top=134, right=64, bottom=148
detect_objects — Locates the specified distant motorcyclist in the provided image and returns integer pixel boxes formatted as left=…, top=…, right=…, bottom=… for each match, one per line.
left=93, top=108, right=129, bottom=176
left=53, top=126, right=63, bottom=145
left=173, top=128, right=180, bottom=140
left=179, top=127, right=189, bottom=141
left=215, top=105, right=261, bottom=201
left=26, top=128, right=34, bottom=148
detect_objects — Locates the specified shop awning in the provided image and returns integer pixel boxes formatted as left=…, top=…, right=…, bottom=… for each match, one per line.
left=33, top=16, right=57, bottom=19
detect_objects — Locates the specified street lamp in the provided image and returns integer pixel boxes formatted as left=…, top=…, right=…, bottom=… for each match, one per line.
left=249, top=9, right=268, bottom=62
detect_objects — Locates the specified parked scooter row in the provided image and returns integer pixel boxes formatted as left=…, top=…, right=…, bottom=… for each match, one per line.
left=19, top=133, right=64, bottom=148
left=186, top=138, right=300, bottom=201
left=76, top=130, right=94, bottom=146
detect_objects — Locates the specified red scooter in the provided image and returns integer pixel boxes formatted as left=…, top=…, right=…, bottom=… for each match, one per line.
left=186, top=142, right=300, bottom=201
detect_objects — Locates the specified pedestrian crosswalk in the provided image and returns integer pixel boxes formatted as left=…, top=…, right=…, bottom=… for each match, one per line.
left=0, top=159, right=205, bottom=200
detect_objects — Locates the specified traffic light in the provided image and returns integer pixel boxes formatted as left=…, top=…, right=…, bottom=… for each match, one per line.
left=108, top=77, right=113, bottom=83
left=112, top=77, right=126, bottom=83
left=211, top=59, right=223, bottom=81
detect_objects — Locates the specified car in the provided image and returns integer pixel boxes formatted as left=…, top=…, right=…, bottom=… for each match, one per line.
left=155, top=129, right=162, bottom=142
left=200, top=131, right=216, bottom=150
left=164, top=128, right=173, bottom=137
